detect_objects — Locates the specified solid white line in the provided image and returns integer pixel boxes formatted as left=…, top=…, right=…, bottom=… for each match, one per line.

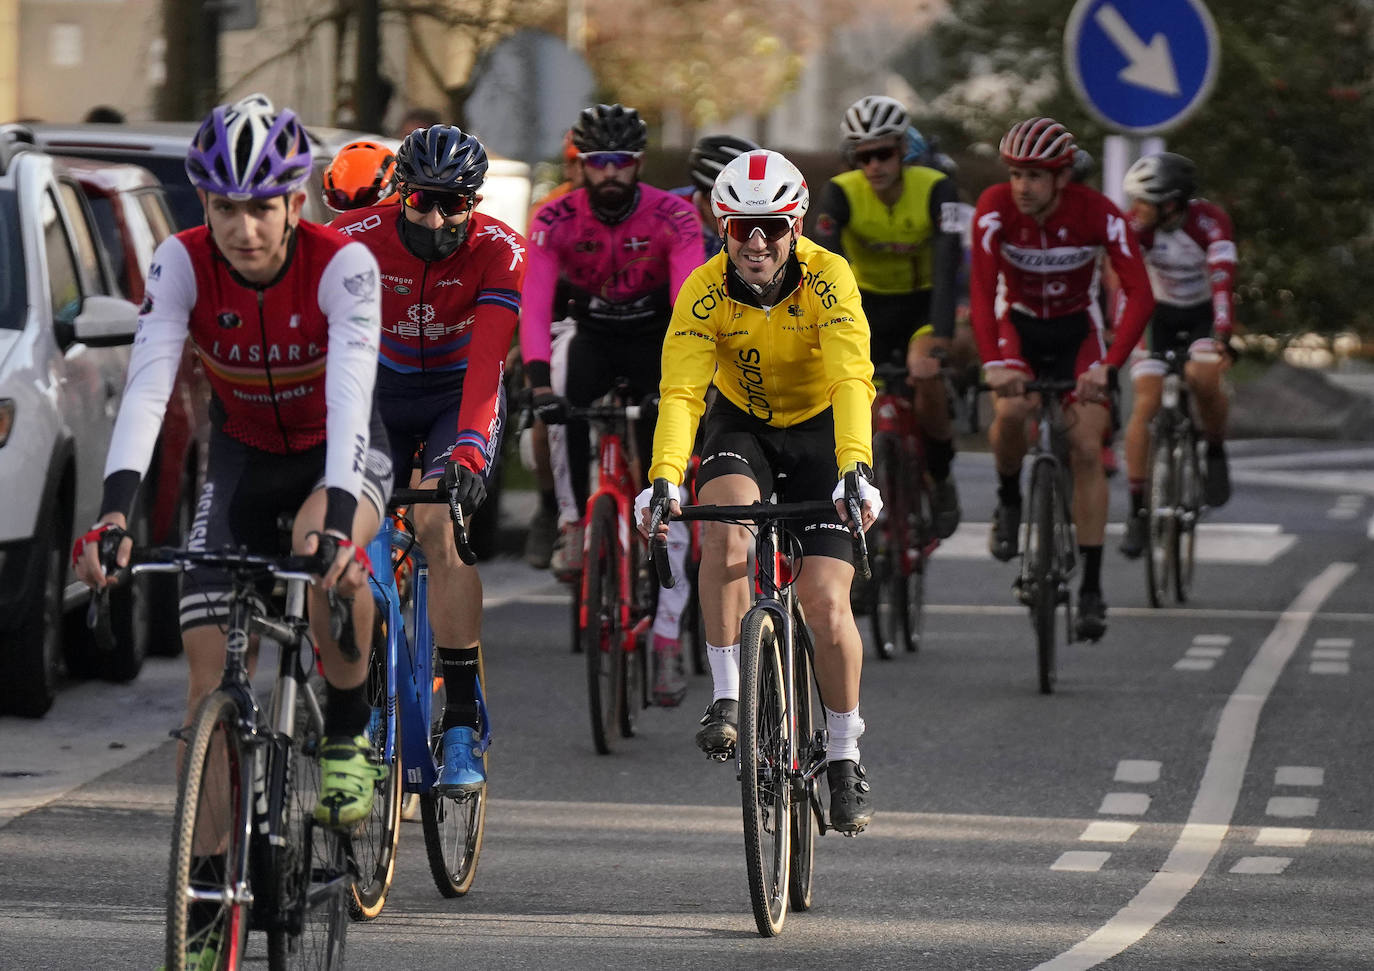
left=1032, top=562, right=1354, bottom=971
left=1274, top=766, right=1323, bottom=787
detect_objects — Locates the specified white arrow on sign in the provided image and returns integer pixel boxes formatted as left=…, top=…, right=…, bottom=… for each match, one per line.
left=1094, top=4, right=1181, bottom=96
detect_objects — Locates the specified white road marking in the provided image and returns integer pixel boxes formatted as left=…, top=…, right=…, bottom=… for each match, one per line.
left=1033, top=562, right=1354, bottom=971
left=1230, top=856, right=1292, bottom=875
left=1266, top=796, right=1319, bottom=817
left=1052, top=851, right=1112, bottom=872
left=1314, top=637, right=1354, bottom=649
left=938, top=523, right=1294, bottom=565
left=1368, top=514, right=1374, bottom=540
left=1174, top=658, right=1216, bottom=672
left=1274, top=766, right=1324, bottom=787
left=1310, top=648, right=1350, bottom=660
left=1080, top=821, right=1139, bottom=843
left=1255, top=827, right=1311, bottom=847
left=1115, top=760, right=1161, bottom=783
left=1308, top=661, right=1350, bottom=675
left=1186, top=646, right=1226, bottom=658
left=1193, top=634, right=1232, bottom=646
left=1098, top=793, right=1151, bottom=815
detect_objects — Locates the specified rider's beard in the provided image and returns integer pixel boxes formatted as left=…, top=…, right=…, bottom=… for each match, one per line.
left=588, top=178, right=634, bottom=217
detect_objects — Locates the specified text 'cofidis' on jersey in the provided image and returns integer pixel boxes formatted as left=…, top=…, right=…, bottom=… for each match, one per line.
left=732, top=347, right=772, bottom=422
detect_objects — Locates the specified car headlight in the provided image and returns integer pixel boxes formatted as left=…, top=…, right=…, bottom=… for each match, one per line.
left=0, top=399, right=13, bottom=447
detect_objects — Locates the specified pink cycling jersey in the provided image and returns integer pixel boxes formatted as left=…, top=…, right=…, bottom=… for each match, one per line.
left=1134, top=199, right=1236, bottom=338
left=520, top=184, right=702, bottom=373
left=970, top=181, right=1154, bottom=373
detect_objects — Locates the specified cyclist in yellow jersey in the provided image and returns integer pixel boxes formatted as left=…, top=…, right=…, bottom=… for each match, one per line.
left=636, top=149, right=881, bottom=834
left=813, top=96, right=965, bottom=541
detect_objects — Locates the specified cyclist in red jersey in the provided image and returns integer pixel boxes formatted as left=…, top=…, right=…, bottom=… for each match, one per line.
left=1117, top=153, right=1236, bottom=558
left=523, top=103, right=703, bottom=705
left=72, top=95, right=391, bottom=840
left=330, top=126, right=526, bottom=793
left=971, top=118, right=1154, bottom=640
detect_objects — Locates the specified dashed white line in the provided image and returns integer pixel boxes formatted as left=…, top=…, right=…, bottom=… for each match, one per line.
left=1187, top=646, right=1226, bottom=658
left=1310, top=648, right=1349, bottom=660
left=1115, top=760, right=1161, bottom=783
left=1309, top=661, right=1350, bottom=675
left=1193, top=634, right=1233, bottom=647
left=1174, top=658, right=1216, bottom=671
left=1098, top=793, right=1151, bottom=815
left=1052, top=851, right=1112, bottom=872
left=1032, top=562, right=1354, bottom=971
left=1255, top=827, right=1311, bottom=847
left=1266, top=796, right=1319, bottom=817
left=1274, top=766, right=1324, bottom=787
left=1080, top=821, right=1139, bottom=843
left=1314, top=637, right=1354, bottom=649
left=1230, top=856, right=1292, bottom=875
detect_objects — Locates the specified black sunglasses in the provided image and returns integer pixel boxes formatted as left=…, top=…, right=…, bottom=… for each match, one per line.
left=854, top=146, right=897, bottom=166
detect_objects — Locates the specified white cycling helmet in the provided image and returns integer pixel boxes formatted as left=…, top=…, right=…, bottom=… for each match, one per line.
left=710, top=149, right=809, bottom=222
left=842, top=95, right=910, bottom=143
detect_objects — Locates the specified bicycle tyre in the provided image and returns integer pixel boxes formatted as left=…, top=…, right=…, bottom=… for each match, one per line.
left=1027, top=462, right=1058, bottom=695
left=347, top=613, right=402, bottom=921
left=788, top=616, right=817, bottom=913
left=582, top=495, right=622, bottom=754
left=738, top=608, right=791, bottom=937
left=869, top=433, right=902, bottom=660
left=1174, top=428, right=1200, bottom=603
left=1144, top=425, right=1176, bottom=609
left=267, top=678, right=349, bottom=970
left=904, top=438, right=934, bottom=654
left=166, top=692, right=251, bottom=971
left=420, top=781, right=487, bottom=898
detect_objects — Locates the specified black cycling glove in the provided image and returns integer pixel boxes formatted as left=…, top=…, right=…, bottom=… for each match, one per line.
left=532, top=391, right=570, bottom=425
left=442, top=460, right=487, bottom=513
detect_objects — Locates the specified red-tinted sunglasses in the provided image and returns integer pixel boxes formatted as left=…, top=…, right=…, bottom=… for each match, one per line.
left=854, top=145, right=897, bottom=166
left=723, top=216, right=793, bottom=243
left=402, top=188, right=474, bottom=217
left=578, top=151, right=643, bottom=170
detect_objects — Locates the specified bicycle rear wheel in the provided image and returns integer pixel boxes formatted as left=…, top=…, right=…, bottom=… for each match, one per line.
left=1174, top=429, right=1200, bottom=603
left=1144, top=426, right=1176, bottom=609
left=166, top=692, right=251, bottom=971
left=738, top=608, right=791, bottom=937
left=788, top=617, right=817, bottom=913
left=582, top=495, right=623, bottom=754
left=869, top=433, right=903, bottom=660
left=348, top=612, right=402, bottom=920
left=268, top=680, right=350, bottom=970
left=1026, top=462, right=1058, bottom=695
left=421, top=651, right=487, bottom=897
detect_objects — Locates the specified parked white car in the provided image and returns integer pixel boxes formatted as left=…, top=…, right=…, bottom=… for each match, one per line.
left=0, top=126, right=141, bottom=716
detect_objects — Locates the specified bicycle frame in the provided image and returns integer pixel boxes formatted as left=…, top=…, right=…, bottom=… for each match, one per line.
left=1017, top=386, right=1078, bottom=600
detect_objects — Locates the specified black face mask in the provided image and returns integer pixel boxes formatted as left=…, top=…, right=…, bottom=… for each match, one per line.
left=398, top=213, right=468, bottom=262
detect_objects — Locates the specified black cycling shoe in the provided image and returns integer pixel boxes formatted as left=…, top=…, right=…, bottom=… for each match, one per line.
left=1119, top=512, right=1147, bottom=560
left=1204, top=446, right=1231, bottom=507
left=827, top=760, right=872, bottom=835
left=695, top=699, right=738, bottom=759
left=1075, top=589, right=1108, bottom=642
left=931, top=478, right=962, bottom=540
left=988, top=502, right=1021, bottom=562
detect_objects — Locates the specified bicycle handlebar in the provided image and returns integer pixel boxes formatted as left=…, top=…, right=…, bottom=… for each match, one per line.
left=976, top=377, right=1079, bottom=395
left=390, top=486, right=477, bottom=566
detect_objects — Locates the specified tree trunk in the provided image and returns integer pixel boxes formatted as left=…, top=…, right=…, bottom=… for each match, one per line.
left=353, top=0, right=383, bottom=131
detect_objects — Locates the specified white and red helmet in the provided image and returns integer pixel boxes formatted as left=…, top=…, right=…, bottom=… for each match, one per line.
left=999, top=117, right=1076, bottom=170
left=710, top=149, right=809, bottom=223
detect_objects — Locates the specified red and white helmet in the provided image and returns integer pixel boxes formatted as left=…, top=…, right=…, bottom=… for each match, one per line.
left=710, top=149, right=809, bottom=223
left=999, top=117, right=1076, bottom=170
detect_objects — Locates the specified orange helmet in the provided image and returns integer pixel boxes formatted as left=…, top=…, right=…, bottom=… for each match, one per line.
left=561, top=129, right=578, bottom=163
left=322, top=140, right=399, bottom=212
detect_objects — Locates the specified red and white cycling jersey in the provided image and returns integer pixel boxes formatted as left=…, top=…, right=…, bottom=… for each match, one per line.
left=106, top=221, right=381, bottom=509
left=334, top=207, right=527, bottom=473
left=520, top=184, right=702, bottom=372
left=970, top=181, right=1154, bottom=372
left=1135, top=198, right=1236, bottom=337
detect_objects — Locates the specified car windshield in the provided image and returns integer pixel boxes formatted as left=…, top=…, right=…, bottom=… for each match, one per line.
left=0, top=190, right=26, bottom=330
left=121, top=155, right=201, bottom=230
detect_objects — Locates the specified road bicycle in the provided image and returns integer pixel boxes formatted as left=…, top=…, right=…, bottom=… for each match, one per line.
left=348, top=483, right=487, bottom=917
left=653, top=484, right=870, bottom=937
left=984, top=377, right=1081, bottom=695
left=868, top=360, right=939, bottom=659
left=1143, top=344, right=1207, bottom=607
left=104, top=542, right=352, bottom=970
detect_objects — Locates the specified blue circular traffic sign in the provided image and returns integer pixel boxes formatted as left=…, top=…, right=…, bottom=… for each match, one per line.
left=1065, top=0, right=1219, bottom=134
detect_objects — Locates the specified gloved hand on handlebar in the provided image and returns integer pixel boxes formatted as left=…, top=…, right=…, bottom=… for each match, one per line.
left=832, top=463, right=883, bottom=531
left=442, top=459, right=487, bottom=514
left=532, top=390, right=570, bottom=425
left=635, top=478, right=681, bottom=540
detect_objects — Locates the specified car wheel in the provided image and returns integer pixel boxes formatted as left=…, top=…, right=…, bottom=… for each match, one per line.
left=2, top=501, right=69, bottom=717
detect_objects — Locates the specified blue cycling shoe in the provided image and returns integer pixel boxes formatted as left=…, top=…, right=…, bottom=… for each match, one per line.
left=435, top=726, right=486, bottom=795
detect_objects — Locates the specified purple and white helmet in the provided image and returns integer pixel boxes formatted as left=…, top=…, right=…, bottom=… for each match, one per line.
left=185, top=94, right=313, bottom=199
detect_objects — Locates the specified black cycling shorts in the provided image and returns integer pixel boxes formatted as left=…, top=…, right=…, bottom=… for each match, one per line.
left=375, top=366, right=507, bottom=485
left=696, top=396, right=852, bottom=563
left=179, top=410, right=393, bottom=633
left=1148, top=302, right=1213, bottom=356
left=1009, top=308, right=1097, bottom=383
left=863, top=289, right=932, bottom=369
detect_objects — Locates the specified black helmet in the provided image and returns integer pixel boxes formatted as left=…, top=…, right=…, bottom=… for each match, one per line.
left=1122, top=152, right=1196, bottom=204
left=687, top=134, right=760, bottom=193
left=1070, top=146, right=1096, bottom=183
left=394, top=125, right=488, bottom=193
left=571, top=104, right=647, bottom=153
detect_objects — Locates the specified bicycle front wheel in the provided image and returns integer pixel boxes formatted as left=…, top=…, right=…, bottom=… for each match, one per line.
left=1144, top=426, right=1176, bottom=609
left=421, top=651, right=487, bottom=897
left=347, top=611, right=402, bottom=920
left=166, top=692, right=251, bottom=971
left=738, top=609, right=791, bottom=937
left=788, top=617, right=817, bottom=913
left=582, top=495, right=623, bottom=754
left=869, top=432, right=903, bottom=660
left=1026, top=462, right=1059, bottom=694
left=1174, top=429, right=1201, bottom=603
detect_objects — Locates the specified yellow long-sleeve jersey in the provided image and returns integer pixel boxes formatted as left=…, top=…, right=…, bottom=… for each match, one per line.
left=649, top=236, right=876, bottom=487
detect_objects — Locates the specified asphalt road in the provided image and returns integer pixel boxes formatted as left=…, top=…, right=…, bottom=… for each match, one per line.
left=2, top=441, right=1373, bottom=970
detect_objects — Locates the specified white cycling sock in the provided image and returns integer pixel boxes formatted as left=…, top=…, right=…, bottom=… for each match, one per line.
left=706, top=642, right=740, bottom=702
left=824, top=705, right=865, bottom=764
left=652, top=521, right=690, bottom=639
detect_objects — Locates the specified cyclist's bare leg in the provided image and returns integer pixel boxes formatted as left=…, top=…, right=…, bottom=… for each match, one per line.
left=1185, top=357, right=1228, bottom=443
left=793, top=557, right=862, bottom=713
left=989, top=393, right=1033, bottom=478
left=1124, top=373, right=1163, bottom=483
left=697, top=473, right=759, bottom=650
left=1066, top=400, right=1112, bottom=546
left=411, top=483, right=482, bottom=650
left=907, top=333, right=952, bottom=441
